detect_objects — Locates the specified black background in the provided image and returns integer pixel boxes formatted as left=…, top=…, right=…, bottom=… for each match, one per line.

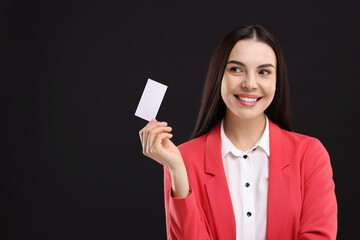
left=2, top=0, right=359, bottom=239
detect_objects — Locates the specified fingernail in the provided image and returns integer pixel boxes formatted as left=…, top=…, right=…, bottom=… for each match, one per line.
left=150, top=118, right=156, bottom=122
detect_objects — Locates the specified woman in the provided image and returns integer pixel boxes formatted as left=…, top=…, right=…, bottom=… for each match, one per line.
left=139, top=25, right=337, bottom=240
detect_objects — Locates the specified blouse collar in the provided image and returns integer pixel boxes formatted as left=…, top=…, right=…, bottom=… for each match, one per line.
left=220, top=115, right=270, bottom=158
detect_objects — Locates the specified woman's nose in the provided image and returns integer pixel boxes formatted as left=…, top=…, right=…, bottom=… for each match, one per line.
left=241, top=74, right=257, bottom=89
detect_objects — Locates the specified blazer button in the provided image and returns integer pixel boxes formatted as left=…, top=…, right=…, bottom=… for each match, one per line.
left=245, top=182, right=250, bottom=187
left=247, top=212, right=252, bottom=217
left=243, top=155, right=248, bottom=159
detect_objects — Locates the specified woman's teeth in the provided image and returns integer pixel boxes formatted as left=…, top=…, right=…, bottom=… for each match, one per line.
left=237, top=96, right=258, bottom=102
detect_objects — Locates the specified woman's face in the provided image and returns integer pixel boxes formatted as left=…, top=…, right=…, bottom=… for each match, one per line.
left=221, top=39, right=277, bottom=121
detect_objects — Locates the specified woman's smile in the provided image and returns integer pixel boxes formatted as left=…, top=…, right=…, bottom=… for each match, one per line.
left=234, top=94, right=263, bottom=107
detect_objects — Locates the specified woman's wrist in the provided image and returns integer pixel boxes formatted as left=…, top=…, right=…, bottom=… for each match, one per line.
left=164, top=154, right=184, bottom=173
left=169, top=162, right=189, bottom=198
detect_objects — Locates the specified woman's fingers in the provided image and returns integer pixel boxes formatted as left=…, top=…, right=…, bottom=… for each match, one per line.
left=139, top=119, right=173, bottom=156
left=143, top=120, right=165, bottom=144
left=139, top=119, right=161, bottom=146
left=150, top=132, right=173, bottom=153
left=138, top=119, right=183, bottom=171
left=146, top=126, right=172, bottom=154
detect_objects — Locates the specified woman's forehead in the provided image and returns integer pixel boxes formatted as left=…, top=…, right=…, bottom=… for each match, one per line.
left=228, top=39, right=277, bottom=66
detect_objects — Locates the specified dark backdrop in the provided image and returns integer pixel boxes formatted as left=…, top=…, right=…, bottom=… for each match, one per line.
left=2, top=0, right=359, bottom=239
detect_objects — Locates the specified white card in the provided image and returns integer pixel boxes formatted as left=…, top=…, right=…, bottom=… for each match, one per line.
left=135, top=78, right=168, bottom=121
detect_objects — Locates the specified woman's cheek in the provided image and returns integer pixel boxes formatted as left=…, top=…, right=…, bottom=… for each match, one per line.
left=220, top=78, right=227, bottom=102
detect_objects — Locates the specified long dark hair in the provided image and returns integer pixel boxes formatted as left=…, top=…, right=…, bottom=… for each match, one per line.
left=191, top=25, right=292, bottom=139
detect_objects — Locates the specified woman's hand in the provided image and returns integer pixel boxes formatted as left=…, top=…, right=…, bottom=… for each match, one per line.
left=139, top=119, right=190, bottom=198
left=139, top=119, right=183, bottom=172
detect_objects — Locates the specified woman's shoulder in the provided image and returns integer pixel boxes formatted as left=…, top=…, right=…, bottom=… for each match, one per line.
left=177, top=133, right=208, bottom=154
left=174, top=133, right=211, bottom=171
left=274, top=123, right=328, bottom=154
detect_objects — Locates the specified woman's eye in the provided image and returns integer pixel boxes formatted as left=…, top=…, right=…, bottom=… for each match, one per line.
left=259, top=70, right=270, bottom=75
left=230, top=67, right=242, bottom=73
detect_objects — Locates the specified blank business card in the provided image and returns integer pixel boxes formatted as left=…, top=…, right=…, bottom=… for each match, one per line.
left=135, top=78, right=168, bottom=121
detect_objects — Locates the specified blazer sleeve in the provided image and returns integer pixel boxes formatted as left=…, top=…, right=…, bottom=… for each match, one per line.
left=163, top=167, right=214, bottom=240
left=298, top=138, right=337, bottom=240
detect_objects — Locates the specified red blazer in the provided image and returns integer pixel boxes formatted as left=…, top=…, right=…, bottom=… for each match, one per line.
left=163, top=120, right=337, bottom=240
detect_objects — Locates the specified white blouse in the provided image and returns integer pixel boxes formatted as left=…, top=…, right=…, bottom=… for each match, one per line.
left=220, top=116, right=270, bottom=240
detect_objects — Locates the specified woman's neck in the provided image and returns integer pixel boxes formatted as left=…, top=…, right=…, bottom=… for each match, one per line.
left=223, top=112, right=266, bottom=152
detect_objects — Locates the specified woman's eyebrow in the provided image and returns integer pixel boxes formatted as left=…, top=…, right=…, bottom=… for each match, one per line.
left=258, top=63, right=275, bottom=69
left=227, top=60, right=275, bottom=69
left=227, top=60, right=246, bottom=66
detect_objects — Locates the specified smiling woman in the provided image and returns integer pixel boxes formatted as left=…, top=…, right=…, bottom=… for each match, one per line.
left=221, top=40, right=277, bottom=132
left=139, top=25, right=337, bottom=240
left=192, top=25, right=291, bottom=141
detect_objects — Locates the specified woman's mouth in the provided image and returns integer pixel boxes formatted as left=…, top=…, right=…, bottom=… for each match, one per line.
left=234, top=95, right=262, bottom=106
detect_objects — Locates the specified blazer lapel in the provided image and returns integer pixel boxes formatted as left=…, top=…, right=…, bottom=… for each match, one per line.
left=266, top=121, right=291, bottom=240
left=204, top=122, right=236, bottom=239
left=201, top=121, right=291, bottom=239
